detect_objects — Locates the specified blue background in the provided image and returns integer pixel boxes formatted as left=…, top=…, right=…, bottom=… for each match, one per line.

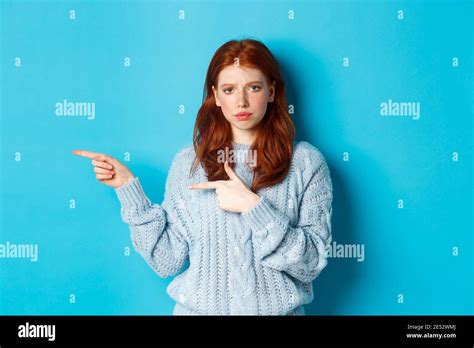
left=1, top=0, right=472, bottom=315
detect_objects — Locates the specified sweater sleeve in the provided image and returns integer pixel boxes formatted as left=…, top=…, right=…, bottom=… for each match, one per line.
left=241, top=147, right=333, bottom=283
left=114, top=153, right=192, bottom=278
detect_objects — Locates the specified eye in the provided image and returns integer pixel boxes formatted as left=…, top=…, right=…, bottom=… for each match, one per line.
left=250, top=85, right=261, bottom=91
left=223, top=88, right=233, bottom=94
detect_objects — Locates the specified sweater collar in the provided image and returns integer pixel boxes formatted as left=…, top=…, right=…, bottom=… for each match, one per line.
left=231, top=141, right=251, bottom=150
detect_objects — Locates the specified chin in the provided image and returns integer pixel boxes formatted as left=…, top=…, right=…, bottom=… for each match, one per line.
left=235, top=123, right=257, bottom=130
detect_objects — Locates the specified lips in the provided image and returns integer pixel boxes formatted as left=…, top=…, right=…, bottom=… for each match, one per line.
left=235, top=112, right=252, bottom=121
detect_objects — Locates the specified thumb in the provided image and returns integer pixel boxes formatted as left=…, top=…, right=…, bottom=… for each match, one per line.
left=224, top=160, right=242, bottom=182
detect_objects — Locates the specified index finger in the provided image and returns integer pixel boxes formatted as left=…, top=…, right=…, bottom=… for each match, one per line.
left=72, top=150, right=104, bottom=159
left=189, top=181, right=224, bottom=190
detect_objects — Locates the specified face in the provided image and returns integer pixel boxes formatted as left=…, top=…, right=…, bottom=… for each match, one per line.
left=212, top=65, right=276, bottom=143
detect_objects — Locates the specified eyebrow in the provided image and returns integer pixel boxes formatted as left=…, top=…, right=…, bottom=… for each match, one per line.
left=219, top=80, right=262, bottom=88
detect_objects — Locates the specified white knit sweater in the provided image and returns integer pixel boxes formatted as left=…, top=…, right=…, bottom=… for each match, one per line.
left=115, top=141, right=333, bottom=315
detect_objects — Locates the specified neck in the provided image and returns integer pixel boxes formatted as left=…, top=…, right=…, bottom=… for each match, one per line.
left=231, top=129, right=257, bottom=145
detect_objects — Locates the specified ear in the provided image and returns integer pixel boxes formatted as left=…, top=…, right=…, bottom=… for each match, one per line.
left=268, top=81, right=276, bottom=102
left=212, top=85, right=221, bottom=107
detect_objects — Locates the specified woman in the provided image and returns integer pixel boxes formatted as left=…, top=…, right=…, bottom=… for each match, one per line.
left=73, top=38, right=333, bottom=315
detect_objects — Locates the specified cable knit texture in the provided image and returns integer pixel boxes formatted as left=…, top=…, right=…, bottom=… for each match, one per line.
left=114, top=141, right=333, bottom=315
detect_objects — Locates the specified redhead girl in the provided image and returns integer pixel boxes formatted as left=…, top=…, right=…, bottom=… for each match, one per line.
left=74, top=38, right=333, bottom=315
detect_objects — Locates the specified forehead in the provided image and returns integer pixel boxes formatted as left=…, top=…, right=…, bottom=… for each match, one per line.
left=217, top=65, right=266, bottom=85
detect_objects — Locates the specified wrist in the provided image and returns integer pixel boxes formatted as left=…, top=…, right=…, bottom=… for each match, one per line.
left=120, top=175, right=136, bottom=188
left=244, top=193, right=260, bottom=213
left=125, top=174, right=135, bottom=184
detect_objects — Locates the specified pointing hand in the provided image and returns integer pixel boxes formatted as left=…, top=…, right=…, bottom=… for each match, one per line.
left=189, top=161, right=260, bottom=213
left=72, top=150, right=135, bottom=188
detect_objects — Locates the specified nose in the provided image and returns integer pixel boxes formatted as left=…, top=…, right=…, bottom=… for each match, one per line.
left=237, top=89, right=249, bottom=108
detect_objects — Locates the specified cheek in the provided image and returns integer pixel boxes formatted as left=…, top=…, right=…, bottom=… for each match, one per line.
left=219, top=96, right=234, bottom=112
left=251, top=94, right=269, bottom=112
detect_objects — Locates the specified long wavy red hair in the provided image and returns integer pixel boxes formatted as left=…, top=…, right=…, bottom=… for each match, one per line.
left=190, top=38, right=296, bottom=193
